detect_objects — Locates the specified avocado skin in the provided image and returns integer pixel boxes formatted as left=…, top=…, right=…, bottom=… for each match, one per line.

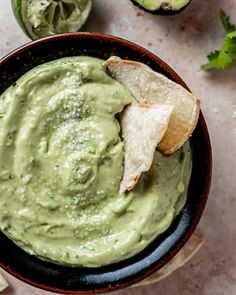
left=130, top=0, right=191, bottom=15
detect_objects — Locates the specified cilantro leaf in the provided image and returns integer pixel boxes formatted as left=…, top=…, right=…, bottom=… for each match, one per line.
left=220, top=9, right=236, bottom=33
left=202, top=10, right=236, bottom=70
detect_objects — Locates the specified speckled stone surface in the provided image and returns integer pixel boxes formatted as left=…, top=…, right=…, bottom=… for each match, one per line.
left=0, top=0, right=235, bottom=295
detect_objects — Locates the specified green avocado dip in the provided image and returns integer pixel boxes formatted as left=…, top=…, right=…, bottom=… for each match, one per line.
left=0, top=56, right=192, bottom=267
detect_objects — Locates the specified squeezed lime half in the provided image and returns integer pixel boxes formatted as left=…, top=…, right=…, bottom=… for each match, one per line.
left=12, top=0, right=92, bottom=40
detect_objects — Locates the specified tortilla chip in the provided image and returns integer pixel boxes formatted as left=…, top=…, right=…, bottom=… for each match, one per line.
left=107, top=59, right=200, bottom=154
left=120, top=103, right=173, bottom=193
left=0, top=272, right=8, bottom=292
left=132, top=234, right=204, bottom=287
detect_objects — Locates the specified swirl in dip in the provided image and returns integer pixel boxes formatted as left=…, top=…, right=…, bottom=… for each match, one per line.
left=0, top=57, right=192, bottom=267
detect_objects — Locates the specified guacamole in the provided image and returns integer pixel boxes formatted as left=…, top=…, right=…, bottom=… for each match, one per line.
left=0, top=57, right=192, bottom=267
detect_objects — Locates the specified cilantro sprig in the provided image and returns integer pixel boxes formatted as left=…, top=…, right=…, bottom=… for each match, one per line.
left=202, top=10, right=236, bottom=70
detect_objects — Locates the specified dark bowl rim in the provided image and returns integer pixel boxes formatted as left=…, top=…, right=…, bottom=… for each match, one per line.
left=0, top=32, right=212, bottom=294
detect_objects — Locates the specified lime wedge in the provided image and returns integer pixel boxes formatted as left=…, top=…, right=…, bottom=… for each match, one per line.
left=12, top=0, right=92, bottom=40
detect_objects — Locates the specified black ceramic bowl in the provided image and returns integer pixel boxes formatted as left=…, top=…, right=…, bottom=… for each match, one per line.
left=0, top=33, right=212, bottom=294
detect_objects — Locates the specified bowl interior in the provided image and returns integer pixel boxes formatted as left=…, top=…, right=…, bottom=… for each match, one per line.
left=0, top=33, right=212, bottom=294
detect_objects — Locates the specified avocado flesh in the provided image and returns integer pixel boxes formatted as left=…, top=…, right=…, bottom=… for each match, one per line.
left=133, top=0, right=190, bottom=11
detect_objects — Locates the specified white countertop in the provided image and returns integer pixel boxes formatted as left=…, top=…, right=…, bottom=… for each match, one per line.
left=0, top=0, right=236, bottom=294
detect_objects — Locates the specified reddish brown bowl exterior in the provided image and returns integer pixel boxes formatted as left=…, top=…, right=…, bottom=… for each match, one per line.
left=0, top=33, right=212, bottom=294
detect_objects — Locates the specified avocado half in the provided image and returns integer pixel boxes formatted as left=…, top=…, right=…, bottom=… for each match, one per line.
left=131, top=0, right=191, bottom=15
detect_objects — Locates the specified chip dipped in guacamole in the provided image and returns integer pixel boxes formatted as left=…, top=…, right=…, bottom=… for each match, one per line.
left=0, top=56, right=194, bottom=267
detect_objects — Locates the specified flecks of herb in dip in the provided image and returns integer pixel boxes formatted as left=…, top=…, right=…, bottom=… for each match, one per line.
left=0, top=56, right=192, bottom=267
